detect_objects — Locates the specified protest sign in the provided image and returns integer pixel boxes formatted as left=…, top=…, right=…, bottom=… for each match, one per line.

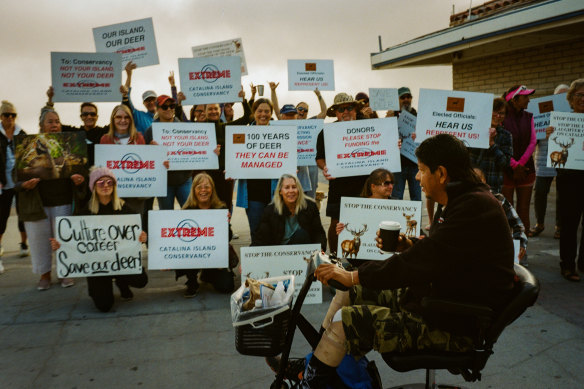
left=271, top=119, right=322, bottom=166
left=416, top=89, right=493, bottom=148
left=288, top=60, right=334, bottom=91
left=151, top=122, right=218, bottom=170
left=51, top=52, right=121, bottom=102
left=338, top=197, right=422, bottom=260
left=368, top=88, right=400, bottom=112
left=14, top=133, right=88, bottom=181
left=526, top=93, right=571, bottom=139
left=94, top=145, right=167, bottom=197
left=240, top=244, right=322, bottom=304
left=93, top=18, right=159, bottom=67
left=225, top=125, right=297, bottom=179
left=397, top=110, right=419, bottom=164
left=324, top=118, right=401, bottom=178
left=55, top=214, right=142, bottom=278
left=178, top=56, right=242, bottom=105
left=546, top=112, right=584, bottom=170
left=192, top=38, right=248, bottom=75
left=147, top=209, right=229, bottom=270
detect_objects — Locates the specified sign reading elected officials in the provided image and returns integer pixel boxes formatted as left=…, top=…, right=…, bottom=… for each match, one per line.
left=368, top=88, right=400, bottom=112
left=288, top=60, right=334, bottom=91
left=178, top=56, right=242, bottom=105
left=546, top=112, right=584, bottom=171
left=416, top=89, right=493, bottom=149
left=271, top=119, right=322, bottom=166
left=324, top=118, right=401, bottom=178
left=93, top=18, right=159, bottom=67
left=526, top=93, right=571, bottom=139
left=397, top=110, right=419, bottom=164
left=151, top=122, right=218, bottom=171
left=51, top=52, right=122, bottom=102
left=192, top=38, right=248, bottom=76
left=148, top=209, right=229, bottom=270
left=55, top=214, right=143, bottom=278
left=241, top=244, right=322, bottom=304
left=94, top=145, right=167, bottom=197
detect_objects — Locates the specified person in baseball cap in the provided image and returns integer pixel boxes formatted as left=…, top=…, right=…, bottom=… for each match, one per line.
left=280, top=104, right=298, bottom=120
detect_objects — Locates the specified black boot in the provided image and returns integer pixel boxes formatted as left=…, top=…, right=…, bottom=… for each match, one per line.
left=298, top=355, right=336, bottom=388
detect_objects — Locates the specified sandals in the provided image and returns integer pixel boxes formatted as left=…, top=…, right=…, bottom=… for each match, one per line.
left=561, top=269, right=580, bottom=282
left=527, top=225, right=545, bottom=237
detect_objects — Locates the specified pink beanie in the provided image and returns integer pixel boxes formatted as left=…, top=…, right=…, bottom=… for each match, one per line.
left=89, top=167, right=117, bottom=191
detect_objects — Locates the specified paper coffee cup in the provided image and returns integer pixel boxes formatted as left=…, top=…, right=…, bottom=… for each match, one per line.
left=379, top=221, right=401, bottom=253
left=257, top=84, right=264, bottom=96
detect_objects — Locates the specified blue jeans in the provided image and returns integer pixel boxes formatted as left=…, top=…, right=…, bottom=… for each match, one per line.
left=246, top=200, right=267, bottom=241
left=393, top=160, right=421, bottom=201
left=157, top=178, right=192, bottom=210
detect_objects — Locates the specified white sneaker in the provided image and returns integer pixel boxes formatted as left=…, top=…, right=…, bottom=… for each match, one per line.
left=0, top=259, right=4, bottom=274
left=19, top=242, right=29, bottom=257
left=232, top=233, right=240, bottom=239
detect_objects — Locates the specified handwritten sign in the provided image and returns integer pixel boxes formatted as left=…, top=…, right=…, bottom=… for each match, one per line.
left=546, top=112, right=584, bottom=170
left=271, top=119, right=322, bottom=166
left=94, top=145, right=167, bottom=197
left=398, top=110, right=419, bottom=164
left=178, top=56, right=242, bottom=105
left=148, top=209, right=229, bottom=270
left=151, top=122, right=218, bottom=170
left=192, top=38, right=248, bottom=76
left=338, top=197, right=422, bottom=260
left=55, top=214, right=142, bottom=278
left=225, top=125, right=297, bottom=179
left=51, top=52, right=122, bottom=102
left=93, top=18, right=159, bottom=67
left=288, top=60, right=334, bottom=91
left=416, top=89, right=493, bottom=148
left=368, top=88, right=400, bottom=111
left=526, top=93, right=571, bottom=139
left=240, top=244, right=322, bottom=304
left=324, top=118, right=401, bottom=178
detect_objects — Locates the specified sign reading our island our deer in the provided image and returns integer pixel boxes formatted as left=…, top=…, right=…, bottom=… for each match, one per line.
left=546, top=112, right=584, bottom=171
left=338, top=197, right=422, bottom=261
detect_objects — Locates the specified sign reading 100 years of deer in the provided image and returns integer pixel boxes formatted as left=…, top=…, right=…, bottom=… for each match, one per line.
left=547, top=112, right=584, bottom=171
left=55, top=215, right=143, bottom=278
left=338, top=197, right=422, bottom=261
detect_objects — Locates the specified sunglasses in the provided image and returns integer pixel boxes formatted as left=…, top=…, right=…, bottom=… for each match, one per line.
left=336, top=106, right=354, bottom=113
left=160, top=104, right=176, bottom=111
left=96, top=179, right=114, bottom=188
left=1, top=113, right=17, bottom=118
left=81, top=112, right=97, bottom=117
left=377, top=180, right=393, bottom=186
left=399, top=95, right=412, bottom=99
left=296, top=106, right=308, bottom=112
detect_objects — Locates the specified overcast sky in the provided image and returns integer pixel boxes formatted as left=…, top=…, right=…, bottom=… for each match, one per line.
left=1, top=0, right=475, bottom=132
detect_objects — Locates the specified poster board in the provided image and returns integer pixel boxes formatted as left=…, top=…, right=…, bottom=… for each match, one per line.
left=288, top=60, right=334, bottom=91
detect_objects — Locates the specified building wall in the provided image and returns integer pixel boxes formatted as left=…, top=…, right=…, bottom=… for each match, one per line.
left=452, top=39, right=584, bottom=97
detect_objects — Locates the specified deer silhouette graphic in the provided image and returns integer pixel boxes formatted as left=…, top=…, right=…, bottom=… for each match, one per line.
left=550, top=137, right=574, bottom=168
left=341, top=224, right=368, bottom=259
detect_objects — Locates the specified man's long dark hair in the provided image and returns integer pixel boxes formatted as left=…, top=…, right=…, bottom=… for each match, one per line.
left=415, top=134, right=482, bottom=185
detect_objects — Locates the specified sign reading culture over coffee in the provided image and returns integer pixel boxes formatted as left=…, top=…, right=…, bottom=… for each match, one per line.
left=368, top=88, right=400, bottom=112
left=288, top=60, right=334, bottom=91
left=397, top=110, right=418, bottom=164
left=192, top=38, right=248, bottom=76
left=178, top=56, right=242, bottom=105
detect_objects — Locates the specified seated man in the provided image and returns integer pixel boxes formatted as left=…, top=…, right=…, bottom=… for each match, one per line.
left=296, top=134, right=516, bottom=388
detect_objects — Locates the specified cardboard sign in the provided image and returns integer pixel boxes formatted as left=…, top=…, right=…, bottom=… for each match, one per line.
left=93, top=18, right=159, bottom=67
left=94, top=145, right=167, bottom=197
left=225, top=125, right=297, bottom=179
left=546, top=112, right=584, bottom=170
left=323, top=118, right=401, bottom=178
left=55, top=214, right=142, bottom=278
left=288, top=60, right=334, bottom=91
left=147, top=209, right=229, bottom=270
left=526, top=93, right=571, bottom=139
left=240, top=244, right=322, bottom=304
left=14, top=133, right=88, bottom=181
left=271, top=119, right=322, bottom=166
left=151, top=122, right=218, bottom=171
left=192, top=38, right=248, bottom=76
left=178, top=56, right=242, bottom=105
left=51, top=52, right=122, bottom=102
left=337, top=197, right=422, bottom=260
left=416, top=89, right=493, bottom=148
left=368, top=88, right=400, bottom=112
left=397, top=110, right=419, bottom=164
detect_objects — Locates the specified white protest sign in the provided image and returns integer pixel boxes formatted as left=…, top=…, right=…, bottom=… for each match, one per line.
left=152, top=122, right=218, bottom=171
left=546, top=112, right=584, bottom=170
left=338, top=197, right=422, bottom=261
left=368, top=88, right=400, bottom=112
left=324, top=118, right=401, bottom=178
left=271, top=119, right=322, bottom=166
left=225, top=125, right=297, bottom=179
left=147, top=209, right=229, bottom=270
left=178, top=56, right=242, bottom=105
left=93, top=18, right=159, bottom=67
left=192, top=38, right=248, bottom=76
left=398, top=111, right=419, bottom=164
left=51, top=52, right=121, bottom=102
left=240, top=244, right=322, bottom=304
left=514, top=240, right=520, bottom=264
left=416, top=89, right=493, bottom=148
left=55, top=214, right=142, bottom=278
left=288, top=60, right=334, bottom=91
left=526, top=93, right=571, bottom=139
left=94, top=145, right=167, bottom=197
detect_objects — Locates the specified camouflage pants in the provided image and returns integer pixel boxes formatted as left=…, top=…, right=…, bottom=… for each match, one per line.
left=341, top=286, right=474, bottom=358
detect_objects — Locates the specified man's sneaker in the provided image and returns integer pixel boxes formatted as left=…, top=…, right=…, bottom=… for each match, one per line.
left=19, top=242, right=29, bottom=257
left=184, top=283, right=199, bottom=298
left=265, top=356, right=305, bottom=382
left=0, top=259, right=4, bottom=274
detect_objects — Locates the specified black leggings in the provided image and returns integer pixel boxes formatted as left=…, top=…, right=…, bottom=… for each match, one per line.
left=0, top=188, right=25, bottom=235
left=86, top=269, right=148, bottom=312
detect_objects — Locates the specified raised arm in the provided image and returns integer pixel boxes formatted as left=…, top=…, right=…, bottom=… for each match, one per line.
left=270, top=82, right=280, bottom=120
left=314, top=88, right=327, bottom=119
